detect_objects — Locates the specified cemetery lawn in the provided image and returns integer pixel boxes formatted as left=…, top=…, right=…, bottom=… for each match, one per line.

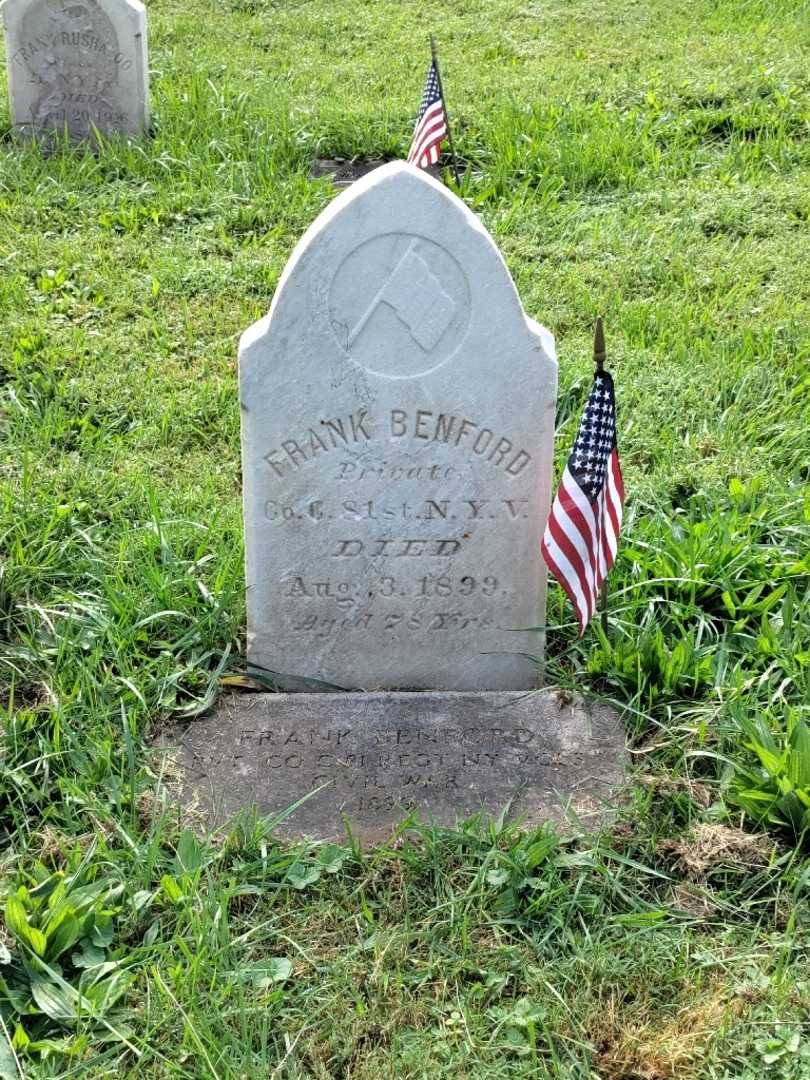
left=1, top=0, right=810, bottom=1075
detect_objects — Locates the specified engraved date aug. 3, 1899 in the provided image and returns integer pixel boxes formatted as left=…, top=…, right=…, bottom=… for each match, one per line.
left=287, top=574, right=500, bottom=603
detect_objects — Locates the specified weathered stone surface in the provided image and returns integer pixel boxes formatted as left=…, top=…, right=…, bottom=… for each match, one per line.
left=1, top=0, right=149, bottom=142
left=239, top=163, right=557, bottom=691
left=160, top=691, right=627, bottom=843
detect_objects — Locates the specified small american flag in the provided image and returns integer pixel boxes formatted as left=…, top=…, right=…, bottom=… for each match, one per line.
left=541, top=369, right=625, bottom=633
left=407, top=60, right=448, bottom=168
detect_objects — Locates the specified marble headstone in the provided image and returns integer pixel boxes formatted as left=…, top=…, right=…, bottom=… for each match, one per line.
left=1, top=0, right=149, bottom=141
left=239, top=162, right=558, bottom=691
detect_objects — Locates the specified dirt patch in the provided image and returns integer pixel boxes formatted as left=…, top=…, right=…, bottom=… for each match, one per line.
left=31, top=824, right=101, bottom=865
left=639, top=773, right=714, bottom=809
left=659, top=823, right=775, bottom=881
left=591, top=986, right=737, bottom=1080
left=0, top=680, right=52, bottom=715
left=0, top=922, right=13, bottom=952
left=668, top=882, right=718, bottom=919
left=311, top=158, right=443, bottom=188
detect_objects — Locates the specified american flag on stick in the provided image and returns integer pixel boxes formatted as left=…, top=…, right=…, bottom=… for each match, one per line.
left=407, top=58, right=449, bottom=168
left=541, top=319, right=625, bottom=634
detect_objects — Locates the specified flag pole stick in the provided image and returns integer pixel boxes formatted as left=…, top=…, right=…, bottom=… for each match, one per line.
left=430, top=35, right=462, bottom=187
left=594, top=316, right=610, bottom=636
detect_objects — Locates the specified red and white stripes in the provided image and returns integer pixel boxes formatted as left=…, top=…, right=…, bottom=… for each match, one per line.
left=407, top=99, right=447, bottom=168
left=541, top=448, right=625, bottom=633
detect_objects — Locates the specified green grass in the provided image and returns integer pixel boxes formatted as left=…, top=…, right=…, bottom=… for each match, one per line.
left=2, top=0, right=810, bottom=1074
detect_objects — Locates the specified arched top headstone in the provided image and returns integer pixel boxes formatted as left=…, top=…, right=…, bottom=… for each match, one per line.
left=242, top=162, right=554, bottom=393
left=240, top=162, right=557, bottom=691
left=1, top=0, right=149, bottom=142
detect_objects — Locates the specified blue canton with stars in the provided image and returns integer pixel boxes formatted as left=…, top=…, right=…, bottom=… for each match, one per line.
left=569, top=371, right=617, bottom=503
left=416, top=62, right=442, bottom=121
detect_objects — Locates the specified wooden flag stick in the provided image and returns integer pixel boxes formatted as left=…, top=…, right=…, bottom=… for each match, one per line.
left=594, top=315, right=606, bottom=374
left=430, top=35, right=462, bottom=186
left=594, top=317, right=609, bottom=636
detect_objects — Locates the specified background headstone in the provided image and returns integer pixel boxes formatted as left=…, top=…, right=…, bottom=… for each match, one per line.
left=162, top=690, right=628, bottom=843
left=239, top=163, right=558, bottom=691
left=1, top=0, right=149, bottom=142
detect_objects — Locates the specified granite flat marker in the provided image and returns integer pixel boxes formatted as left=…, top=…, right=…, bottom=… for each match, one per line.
left=164, top=690, right=628, bottom=842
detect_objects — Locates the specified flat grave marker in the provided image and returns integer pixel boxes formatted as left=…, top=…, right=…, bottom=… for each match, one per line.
left=1, top=0, right=149, bottom=142
left=165, top=691, right=628, bottom=842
